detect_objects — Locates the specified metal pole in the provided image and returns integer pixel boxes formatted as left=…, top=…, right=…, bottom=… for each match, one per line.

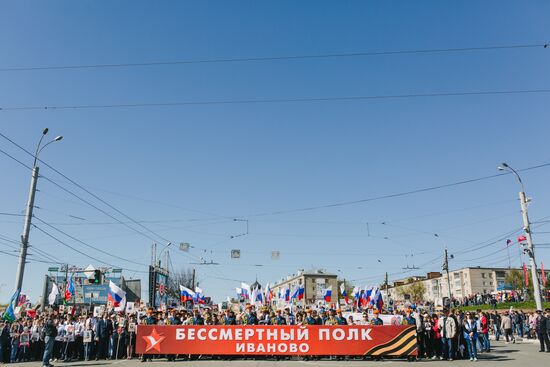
left=444, top=248, right=452, bottom=303
left=384, top=272, right=389, bottom=306
left=14, top=165, right=39, bottom=294
left=519, top=191, right=543, bottom=310
left=192, top=268, right=196, bottom=289
left=41, top=274, right=49, bottom=310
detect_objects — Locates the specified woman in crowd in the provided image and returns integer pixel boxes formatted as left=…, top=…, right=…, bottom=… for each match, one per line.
left=462, top=312, right=478, bottom=362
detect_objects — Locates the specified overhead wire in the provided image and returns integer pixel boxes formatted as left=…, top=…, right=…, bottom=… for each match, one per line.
left=0, top=132, right=180, bottom=246
left=2, top=89, right=550, bottom=112
left=32, top=224, right=148, bottom=273
left=241, top=162, right=550, bottom=217
left=33, top=215, right=150, bottom=267
left=0, top=42, right=546, bottom=72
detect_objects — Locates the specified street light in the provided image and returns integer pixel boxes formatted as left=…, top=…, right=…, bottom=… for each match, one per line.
left=14, top=128, right=63, bottom=298
left=157, top=242, right=172, bottom=268
left=498, top=162, right=543, bottom=310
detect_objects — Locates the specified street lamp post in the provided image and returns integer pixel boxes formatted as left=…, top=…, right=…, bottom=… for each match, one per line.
left=13, top=128, right=62, bottom=297
left=498, top=162, right=543, bottom=310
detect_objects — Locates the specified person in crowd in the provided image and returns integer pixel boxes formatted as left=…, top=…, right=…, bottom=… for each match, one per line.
left=274, top=309, right=287, bottom=325
left=462, top=312, right=478, bottom=361
left=223, top=309, right=236, bottom=325
left=242, top=305, right=258, bottom=325
left=501, top=311, right=515, bottom=344
left=258, top=307, right=271, bottom=325
left=94, top=313, right=112, bottom=360
left=41, top=314, right=57, bottom=367
left=478, top=311, right=490, bottom=352
left=370, top=309, right=383, bottom=325
left=192, top=309, right=205, bottom=325
left=490, top=310, right=501, bottom=341
left=0, top=320, right=10, bottom=363
left=125, top=315, right=136, bottom=360
left=335, top=310, right=347, bottom=325
left=535, top=309, right=550, bottom=352
left=438, top=308, right=457, bottom=361
left=430, top=313, right=441, bottom=360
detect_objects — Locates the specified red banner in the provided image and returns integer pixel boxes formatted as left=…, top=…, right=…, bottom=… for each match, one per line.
left=136, top=325, right=417, bottom=356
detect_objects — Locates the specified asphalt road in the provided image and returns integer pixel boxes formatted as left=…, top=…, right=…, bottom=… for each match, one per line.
left=23, top=340, right=549, bottom=367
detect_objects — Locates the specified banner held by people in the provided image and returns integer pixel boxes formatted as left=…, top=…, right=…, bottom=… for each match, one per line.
left=136, top=325, right=417, bottom=356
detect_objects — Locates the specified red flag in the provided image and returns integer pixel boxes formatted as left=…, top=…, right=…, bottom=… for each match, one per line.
left=523, top=263, right=529, bottom=287
left=26, top=309, right=37, bottom=319
left=518, top=235, right=527, bottom=242
left=542, top=262, right=546, bottom=287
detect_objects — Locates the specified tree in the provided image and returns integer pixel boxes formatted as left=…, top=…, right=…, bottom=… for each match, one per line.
left=505, top=269, right=537, bottom=300
left=396, top=280, right=426, bottom=303
left=167, top=268, right=194, bottom=299
left=407, top=281, right=426, bottom=303
left=505, top=269, right=525, bottom=292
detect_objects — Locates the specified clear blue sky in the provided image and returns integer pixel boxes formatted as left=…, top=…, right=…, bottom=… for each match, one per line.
left=1, top=1, right=549, bottom=302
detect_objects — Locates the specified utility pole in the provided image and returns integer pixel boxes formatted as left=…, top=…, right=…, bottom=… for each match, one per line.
left=499, top=162, right=543, bottom=310
left=191, top=268, right=196, bottom=289
left=519, top=191, right=543, bottom=310
left=443, top=248, right=452, bottom=304
left=14, top=129, right=62, bottom=296
left=14, top=165, right=39, bottom=295
left=41, top=274, right=49, bottom=310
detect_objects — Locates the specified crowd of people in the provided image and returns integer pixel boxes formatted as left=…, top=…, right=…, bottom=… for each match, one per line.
left=1, top=304, right=549, bottom=365
left=412, top=308, right=550, bottom=361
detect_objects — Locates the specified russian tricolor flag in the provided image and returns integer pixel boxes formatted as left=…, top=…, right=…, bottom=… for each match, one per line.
left=323, top=286, right=332, bottom=302
left=340, top=283, right=348, bottom=304
left=195, top=287, right=205, bottom=304
left=180, top=286, right=195, bottom=302
left=108, top=280, right=126, bottom=307
left=297, top=285, right=305, bottom=301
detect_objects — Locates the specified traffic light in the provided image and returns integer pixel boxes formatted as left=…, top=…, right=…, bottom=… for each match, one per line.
left=90, top=270, right=102, bottom=284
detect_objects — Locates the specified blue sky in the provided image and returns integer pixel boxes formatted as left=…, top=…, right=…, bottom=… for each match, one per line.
left=1, top=1, right=549, bottom=302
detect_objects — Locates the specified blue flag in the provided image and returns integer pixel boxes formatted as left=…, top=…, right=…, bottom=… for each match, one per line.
left=2, top=289, right=19, bottom=322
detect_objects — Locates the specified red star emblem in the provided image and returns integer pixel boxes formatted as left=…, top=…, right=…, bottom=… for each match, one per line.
left=142, top=328, right=166, bottom=353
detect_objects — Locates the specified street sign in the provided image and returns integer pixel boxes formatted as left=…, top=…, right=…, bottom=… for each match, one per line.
left=83, top=284, right=109, bottom=304
left=84, top=265, right=96, bottom=279
left=48, top=267, right=59, bottom=272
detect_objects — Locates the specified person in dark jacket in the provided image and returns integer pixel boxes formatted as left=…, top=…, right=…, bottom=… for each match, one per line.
left=0, top=321, right=11, bottom=363
left=192, top=309, right=205, bottom=325
left=94, top=314, right=112, bottom=360
left=42, top=316, right=57, bottom=367
left=535, top=310, right=550, bottom=352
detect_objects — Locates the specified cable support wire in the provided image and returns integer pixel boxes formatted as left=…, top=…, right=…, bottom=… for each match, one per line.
left=2, top=89, right=550, bottom=112
left=0, top=43, right=546, bottom=72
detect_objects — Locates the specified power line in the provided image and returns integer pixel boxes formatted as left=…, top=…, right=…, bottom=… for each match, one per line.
left=0, top=248, right=54, bottom=264
left=241, top=162, right=550, bottom=217
left=1, top=132, right=190, bottom=247
left=33, top=216, right=150, bottom=267
left=0, top=43, right=546, bottom=72
left=2, top=89, right=550, bottom=111
left=1, top=140, right=170, bottom=244
left=0, top=147, right=33, bottom=169
left=1, top=135, right=177, bottom=246
left=32, top=224, right=147, bottom=273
